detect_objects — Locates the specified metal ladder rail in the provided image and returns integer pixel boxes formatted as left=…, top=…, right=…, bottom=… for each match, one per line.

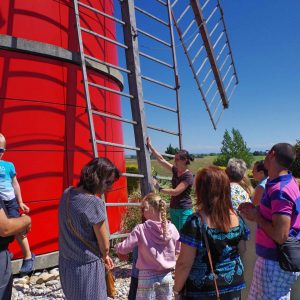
left=74, top=0, right=155, bottom=240
left=132, top=0, right=183, bottom=150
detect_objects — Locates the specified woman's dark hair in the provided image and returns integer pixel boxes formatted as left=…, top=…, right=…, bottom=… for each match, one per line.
left=77, top=157, right=120, bottom=194
left=254, top=160, right=268, bottom=177
left=195, top=166, right=232, bottom=232
left=176, top=149, right=194, bottom=165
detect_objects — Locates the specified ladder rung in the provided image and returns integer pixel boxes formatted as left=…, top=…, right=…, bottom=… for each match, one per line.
left=216, top=42, right=228, bottom=61
left=81, top=27, right=128, bottom=49
left=225, top=75, right=235, bottom=92
left=171, top=0, right=179, bottom=8
left=227, top=83, right=237, bottom=102
left=213, top=31, right=225, bottom=49
left=156, top=0, right=167, bottom=5
left=147, top=124, right=179, bottom=136
left=182, top=19, right=196, bottom=39
left=187, top=33, right=200, bottom=51
left=177, top=5, right=191, bottom=24
left=85, top=54, right=131, bottom=74
left=137, top=28, right=171, bottom=47
left=109, top=233, right=129, bottom=239
left=88, top=82, right=134, bottom=98
left=135, top=6, right=169, bottom=26
left=121, top=173, right=144, bottom=178
left=212, top=99, right=223, bottom=118
left=202, top=0, right=211, bottom=11
left=96, top=140, right=140, bottom=151
left=196, top=57, right=208, bottom=76
left=202, top=68, right=213, bottom=84
left=222, top=64, right=233, bottom=82
left=219, top=54, right=230, bottom=72
left=139, top=52, right=173, bottom=68
left=106, top=202, right=141, bottom=207
left=144, top=99, right=177, bottom=113
left=92, top=110, right=137, bottom=125
left=156, top=175, right=172, bottom=180
left=209, top=18, right=222, bottom=37
left=191, top=45, right=204, bottom=64
left=78, top=1, right=125, bottom=25
left=141, top=75, right=176, bottom=90
left=204, top=80, right=216, bottom=97
left=206, top=6, right=219, bottom=25
left=208, top=90, right=219, bottom=107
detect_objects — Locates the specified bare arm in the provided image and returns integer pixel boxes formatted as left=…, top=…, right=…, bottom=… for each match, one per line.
left=240, top=205, right=290, bottom=244
left=0, top=209, right=31, bottom=237
left=93, top=221, right=110, bottom=258
left=174, top=243, right=196, bottom=293
left=252, top=186, right=264, bottom=206
left=160, top=181, right=189, bottom=196
left=12, top=176, right=29, bottom=213
left=146, top=137, right=173, bottom=171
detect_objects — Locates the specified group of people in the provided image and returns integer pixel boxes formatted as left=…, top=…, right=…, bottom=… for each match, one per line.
left=57, top=139, right=300, bottom=300
left=0, top=133, right=299, bottom=300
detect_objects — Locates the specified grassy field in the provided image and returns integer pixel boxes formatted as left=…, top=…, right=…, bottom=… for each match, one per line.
left=126, top=155, right=265, bottom=177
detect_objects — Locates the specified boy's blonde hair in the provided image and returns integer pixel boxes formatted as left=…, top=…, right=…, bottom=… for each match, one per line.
left=143, top=193, right=168, bottom=240
left=0, top=133, right=6, bottom=147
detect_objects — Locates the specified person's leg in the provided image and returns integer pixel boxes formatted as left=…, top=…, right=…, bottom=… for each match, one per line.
left=128, top=276, right=138, bottom=300
left=170, top=208, right=181, bottom=231
left=178, top=209, right=193, bottom=231
left=155, top=271, right=173, bottom=300
left=0, top=250, right=13, bottom=300
left=264, top=259, right=299, bottom=300
left=16, top=235, right=31, bottom=259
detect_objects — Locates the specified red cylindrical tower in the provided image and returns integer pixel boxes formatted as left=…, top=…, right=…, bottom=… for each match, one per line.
left=0, top=0, right=127, bottom=258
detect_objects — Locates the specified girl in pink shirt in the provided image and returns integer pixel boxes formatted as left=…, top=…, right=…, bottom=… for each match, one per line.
left=115, top=193, right=180, bottom=300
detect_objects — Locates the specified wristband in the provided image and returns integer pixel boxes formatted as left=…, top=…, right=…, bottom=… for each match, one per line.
left=158, top=186, right=163, bottom=192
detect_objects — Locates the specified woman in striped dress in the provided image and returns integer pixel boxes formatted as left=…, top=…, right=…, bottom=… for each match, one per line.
left=58, top=158, right=120, bottom=300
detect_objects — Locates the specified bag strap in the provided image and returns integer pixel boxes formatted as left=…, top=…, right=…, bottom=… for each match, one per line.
left=199, top=212, right=220, bottom=300
left=65, top=188, right=99, bottom=256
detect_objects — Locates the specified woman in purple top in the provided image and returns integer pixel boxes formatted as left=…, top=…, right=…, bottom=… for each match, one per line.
left=146, top=137, right=194, bottom=231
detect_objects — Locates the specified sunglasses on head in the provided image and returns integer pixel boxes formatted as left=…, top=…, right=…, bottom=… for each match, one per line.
left=105, top=179, right=114, bottom=186
left=0, top=148, right=5, bottom=154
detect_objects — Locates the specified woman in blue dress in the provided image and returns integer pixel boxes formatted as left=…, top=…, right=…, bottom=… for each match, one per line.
left=173, top=166, right=250, bottom=300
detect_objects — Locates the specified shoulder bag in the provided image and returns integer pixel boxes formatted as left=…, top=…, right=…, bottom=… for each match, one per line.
left=199, top=213, right=220, bottom=300
left=65, top=188, right=116, bottom=298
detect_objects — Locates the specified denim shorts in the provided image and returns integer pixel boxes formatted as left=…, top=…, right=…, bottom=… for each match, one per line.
left=4, top=198, right=20, bottom=218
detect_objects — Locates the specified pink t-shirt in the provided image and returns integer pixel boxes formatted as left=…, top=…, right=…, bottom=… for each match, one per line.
left=256, top=173, right=300, bottom=260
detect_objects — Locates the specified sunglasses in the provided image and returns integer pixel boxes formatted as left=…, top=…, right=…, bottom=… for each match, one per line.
left=0, top=148, right=5, bottom=154
left=105, top=180, right=114, bottom=186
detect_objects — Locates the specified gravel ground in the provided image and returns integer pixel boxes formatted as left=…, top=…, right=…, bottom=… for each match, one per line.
left=12, top=259, right=132, bottom=300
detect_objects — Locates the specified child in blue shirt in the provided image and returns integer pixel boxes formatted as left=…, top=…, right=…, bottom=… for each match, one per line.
left=0, top=133, right=35, bottom=275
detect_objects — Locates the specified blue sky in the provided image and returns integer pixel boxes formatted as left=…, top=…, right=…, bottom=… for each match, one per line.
left=179, top=0, right=300, bottom=153
left=118, top=0, right=300, bottom=154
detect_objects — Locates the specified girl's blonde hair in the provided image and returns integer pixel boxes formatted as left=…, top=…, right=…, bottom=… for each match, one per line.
left=143, top=193, right=168, bottom=239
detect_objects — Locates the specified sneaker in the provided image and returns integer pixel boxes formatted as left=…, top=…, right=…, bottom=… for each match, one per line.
left=19, top=253, right=36, bottom=275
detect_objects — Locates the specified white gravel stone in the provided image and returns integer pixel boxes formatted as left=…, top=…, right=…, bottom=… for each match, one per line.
left=12, top=260, right=133, bottom=299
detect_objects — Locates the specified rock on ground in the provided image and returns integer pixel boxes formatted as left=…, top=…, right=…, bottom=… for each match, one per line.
left=12, top=260, right=132, bottom=300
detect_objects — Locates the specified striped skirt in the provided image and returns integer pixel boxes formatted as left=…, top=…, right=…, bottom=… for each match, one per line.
left=136, top=269, right=173, bottom=300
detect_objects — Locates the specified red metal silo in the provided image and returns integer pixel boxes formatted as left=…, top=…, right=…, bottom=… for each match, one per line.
left=0, top=0, right=127, bottom=259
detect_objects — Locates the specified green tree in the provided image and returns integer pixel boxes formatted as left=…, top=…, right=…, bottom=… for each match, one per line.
left=165, top=144, right=179, bottom=156
left=213, top=128, right=253, bottom=167
left=291, top=140, right=300, bottom=178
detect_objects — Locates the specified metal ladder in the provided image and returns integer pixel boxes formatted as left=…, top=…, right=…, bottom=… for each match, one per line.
left=171, top=0, right=238, bottom=128
left=73, top=0, right=182, bottom=238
